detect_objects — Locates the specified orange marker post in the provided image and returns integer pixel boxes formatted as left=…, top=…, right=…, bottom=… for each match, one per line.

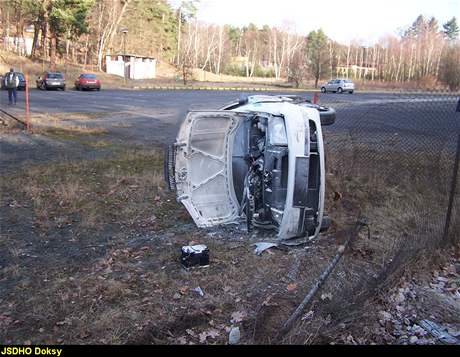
left=313, top=93, right=320, bottom=104
left=25, top=74, right=31, bottom=132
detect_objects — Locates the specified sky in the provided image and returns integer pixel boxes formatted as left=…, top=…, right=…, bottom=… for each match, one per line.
left=168, top=0, right=459, bottom=45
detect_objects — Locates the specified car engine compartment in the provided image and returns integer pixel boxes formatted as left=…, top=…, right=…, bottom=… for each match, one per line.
left=231, top=110, right=322, bottom=237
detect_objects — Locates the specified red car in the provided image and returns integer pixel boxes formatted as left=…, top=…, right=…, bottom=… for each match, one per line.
left=75, top=73, right=101, bottom=91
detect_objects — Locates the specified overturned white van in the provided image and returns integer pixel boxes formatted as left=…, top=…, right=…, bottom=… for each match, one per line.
left=165, top=95, right=336, bottom=240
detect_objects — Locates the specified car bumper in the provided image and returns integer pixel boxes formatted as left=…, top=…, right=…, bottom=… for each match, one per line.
left=45, top=83, right=65, bottom=88
left=79, top=84, right=100, bottom=89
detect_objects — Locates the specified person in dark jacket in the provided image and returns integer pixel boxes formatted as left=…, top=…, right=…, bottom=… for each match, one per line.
left=4, top=68, right=19, bottom=105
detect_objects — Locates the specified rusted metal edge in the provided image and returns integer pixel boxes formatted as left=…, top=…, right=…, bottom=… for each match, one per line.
left=0, top=108, right=27, bottom=128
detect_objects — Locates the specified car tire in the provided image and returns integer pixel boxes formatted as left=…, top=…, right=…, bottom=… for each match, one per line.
left=337, top=87, right=343, bottom=94
left=318, top=106, right=336, bottom=126
left=349, top=90, right=354, bottom=94
left=62, top=86, right=66, bottom=91
left=96, top=88, right=101, bottom=91
left=321, top=87, right=326, bottom=93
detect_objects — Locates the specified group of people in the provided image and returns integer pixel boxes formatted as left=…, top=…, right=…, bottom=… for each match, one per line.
left=3, top=68, right=19, bottom=105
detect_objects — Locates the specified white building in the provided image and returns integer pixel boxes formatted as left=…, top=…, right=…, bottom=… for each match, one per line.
left=105, top=54, right=156, bottom=80
left=3, top=37, right=33, bottom=56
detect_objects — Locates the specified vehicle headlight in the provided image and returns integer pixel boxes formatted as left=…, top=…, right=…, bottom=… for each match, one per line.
left=268, top=117, right=288, bottom=146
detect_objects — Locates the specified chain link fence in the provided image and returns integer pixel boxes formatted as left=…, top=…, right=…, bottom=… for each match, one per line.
left=285, top=91, right=460, bottom=343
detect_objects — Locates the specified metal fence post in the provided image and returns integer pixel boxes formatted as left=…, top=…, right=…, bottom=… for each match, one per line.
left=442, top=98, right=460, bottom=244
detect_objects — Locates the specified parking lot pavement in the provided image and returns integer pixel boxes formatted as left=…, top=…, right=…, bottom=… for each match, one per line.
left=1, top=88, right=458, bottom=148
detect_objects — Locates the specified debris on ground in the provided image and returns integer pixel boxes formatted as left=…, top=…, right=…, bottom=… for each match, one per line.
left=253, top=242, right=278, bottom=256
left=366, top=248, right=460, bottom=345
left=230, top=311, right=247, bottom=324
left=193, top=287, right=205, bottom=297
left=181, top=244, right=210, bottom=268
left=419, top=319, right=459, bottom=344
left=228, top=327, right=241, bottom=345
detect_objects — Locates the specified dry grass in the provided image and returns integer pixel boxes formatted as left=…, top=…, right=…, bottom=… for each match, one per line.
left=37, top=125, right=108, bottom=137
left=11, top=149, right=165, bottom=232
left=0, top=145, right=340, bottom=345
left=37, top=112, right=108, bottom=122
left=1, top=118, right=458, bottom=345
left=281, top=140, right=458, bottom=344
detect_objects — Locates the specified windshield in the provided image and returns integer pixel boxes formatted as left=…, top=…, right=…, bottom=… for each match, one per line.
left=81, top=74, right=97, bottom=79
left=16, top=73, right=25, bottom=80
left=48, top=73, right=63, bottom=79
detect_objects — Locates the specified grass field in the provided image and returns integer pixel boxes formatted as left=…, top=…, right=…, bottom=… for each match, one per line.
left=0, top=104, right=458, bottom=344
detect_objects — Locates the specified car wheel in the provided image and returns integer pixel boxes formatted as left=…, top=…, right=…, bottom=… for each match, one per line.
left=337, top=87, right=343, bottom=94
left=96, top=88, right=100, bottom=91
left=62, top=86, right=66, bottom=91
left=349, top=90, right=354, bottom=94
left=321, top=87, right=326, bottom=93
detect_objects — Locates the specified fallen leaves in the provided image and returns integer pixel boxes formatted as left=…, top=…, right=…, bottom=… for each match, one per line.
left=198, top=329, right=220, bottom=343
left=179, top=286, right=189, bottom=295
left=230, top=311, right=247, bottom=324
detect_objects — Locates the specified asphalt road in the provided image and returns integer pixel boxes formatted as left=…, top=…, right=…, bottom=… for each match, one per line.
left=1, top=87, right=459, bottom=154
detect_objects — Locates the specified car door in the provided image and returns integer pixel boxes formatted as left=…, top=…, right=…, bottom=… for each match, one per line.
left=337, top=80, right=345, bottom=90
left=325, top=81, right=334, bottom=91
left=332, top=80, right=340, bottom=91
left=171, top=111, right=251, bottom=228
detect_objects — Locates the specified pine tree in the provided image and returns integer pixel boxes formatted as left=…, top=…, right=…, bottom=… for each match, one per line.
left=306, top=29, right=329, bottom=88
left=404, top=15, right=427, bottom=38
left=443, top=17, right=459, bottom=41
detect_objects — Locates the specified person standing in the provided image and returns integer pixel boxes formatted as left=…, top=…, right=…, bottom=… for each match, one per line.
left=4, top=68, right=19, bottom=105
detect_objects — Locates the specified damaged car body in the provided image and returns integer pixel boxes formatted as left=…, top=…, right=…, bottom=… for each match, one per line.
left=165, top=95, right=335, bottom=240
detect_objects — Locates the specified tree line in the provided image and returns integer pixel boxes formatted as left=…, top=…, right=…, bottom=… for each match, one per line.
left=0, top=0, right=459, bottom=89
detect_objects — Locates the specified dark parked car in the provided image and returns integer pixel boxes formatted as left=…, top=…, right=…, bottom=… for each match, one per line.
left=1, top=72, right=27, bottom=90
left=75, top=73, right=101, bottom=91
left=36, top=72, right=66, bottom=90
